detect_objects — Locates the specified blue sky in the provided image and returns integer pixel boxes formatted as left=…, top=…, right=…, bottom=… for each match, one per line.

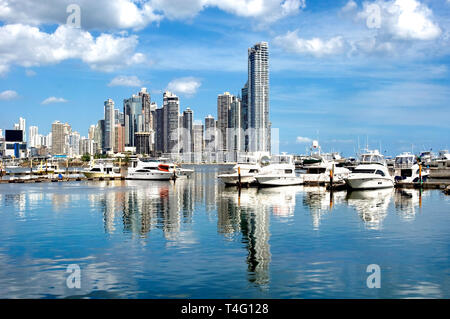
left=0, top=0, right=449, bottom=156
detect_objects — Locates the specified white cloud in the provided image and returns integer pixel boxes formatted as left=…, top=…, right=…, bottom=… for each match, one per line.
left=274, top=30, right=346, bottom=57
left=0, top=24, right=146, bottom=74
left=342, top=0, right=357, bottom=13
left=41, top=97, right=68, bottom=104
left=0, top=0, right=163, bottom=31
left=108, top=75, right=144, bottom=87
left=167, top=77, right=201, bottom=96
left=357, top=0, right=442, bottom=41
left=25, top=69, right=36, bottom=77
left=151, top=0, right=305, bottom=23
left=296, top=136, right=312, bottom=143
left=0, top=0, right=305, bottom=29
left=0, top=90, right=18, bottom=100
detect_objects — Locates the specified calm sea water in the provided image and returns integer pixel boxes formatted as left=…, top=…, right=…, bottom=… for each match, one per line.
left=0, top=165, right=449, bottom=299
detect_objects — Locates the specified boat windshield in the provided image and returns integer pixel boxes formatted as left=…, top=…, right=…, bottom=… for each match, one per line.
left=395, top=156, right=416, bottom=165
left=361, top=154, right=384, bottom=163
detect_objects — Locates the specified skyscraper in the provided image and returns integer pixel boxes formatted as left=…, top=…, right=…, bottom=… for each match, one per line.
left=182, top=107, right=193, bottom=155
left=217, top=92, right=233, bottom=152
left=241, top=82, right=249, bottom=152
left=162, top=91, right=180, bottom=154
left=51, top=121, right=71, bottom=155
left=104, top=98, right=115, bottom=151
left=123, top=94, right=143, bottom=148
left=248, top=42, right=270, bottom=153
left=204, top=115, right=216, bottom=154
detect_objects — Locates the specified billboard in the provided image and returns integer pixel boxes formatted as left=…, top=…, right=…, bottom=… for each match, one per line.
left=5, top=130, right=23, bottom=142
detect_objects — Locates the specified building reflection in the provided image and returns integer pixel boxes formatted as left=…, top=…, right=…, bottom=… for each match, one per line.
left=346, top=188, right=394, bottom=230
left=301, top=186, right=346, bottom=229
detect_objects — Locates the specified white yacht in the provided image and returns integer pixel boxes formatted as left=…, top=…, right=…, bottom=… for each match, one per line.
left=301, top=160, right=350, bottom=184
left=345, top=150, right=394, bottom=190
left=393, top=152, right=429, bottom=183
left=255, top=154, right=303, bottom=186
left=83, top=160, right=122, bottom=178
left=435, top=150, right=450, bottom=168
left=126, top=159, right=175, bottom=180
left=218, top=155, right=261, bottom=186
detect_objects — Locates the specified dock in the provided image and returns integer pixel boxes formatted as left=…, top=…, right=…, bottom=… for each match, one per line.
left=0, top=176, right=125, bottom=184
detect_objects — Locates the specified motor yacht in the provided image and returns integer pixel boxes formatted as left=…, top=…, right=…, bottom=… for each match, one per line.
left=301, top=159, right=350, bottom=184
left=255, top=153, right=303, bottom=186
left=218, top=155, right=261, bottom=186
left=393, top=152, right=429, bottom=183
left=345, top=150, right=394, bottom=190
left=83, top=160, right=122, bottom=178
left=126, top=159, right=175, bottom=180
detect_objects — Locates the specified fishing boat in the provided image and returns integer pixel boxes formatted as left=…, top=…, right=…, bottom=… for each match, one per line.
left=345, top=150, right=394, bottom=190
left=255, top=153, right=303, bottom=186
left=393, top=152, right=429, bottom=183
left=83, top=160, right=121, bottom=178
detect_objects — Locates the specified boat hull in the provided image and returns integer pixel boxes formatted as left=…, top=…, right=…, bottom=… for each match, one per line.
left=345, top=177, right=394, bottom=190
left=83, top=172, right=121, bottom=178
left=126, top=171, right=173, bottom=180
left=256, top=175, right=303, bottom=186
left=219, top=174, right=256, bottom=186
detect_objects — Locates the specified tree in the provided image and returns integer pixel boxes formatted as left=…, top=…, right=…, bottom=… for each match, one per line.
left=81, top=154, right=91, bottom=162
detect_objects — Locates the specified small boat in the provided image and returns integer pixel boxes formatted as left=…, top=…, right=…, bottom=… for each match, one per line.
left=255, top=153, right=303, bottom=186
left=302, top=159, right=350, bottom=185
left=393, top=152, right=429, bottom=183
left=83, top=160, right=121, bottom=178
left=218, top=155, right=261, bottom=186
left=345, top=150, right=394, bottom=190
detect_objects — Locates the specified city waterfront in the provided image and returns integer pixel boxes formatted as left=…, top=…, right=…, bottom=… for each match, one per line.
left=0, top=166, right=449, bottom=299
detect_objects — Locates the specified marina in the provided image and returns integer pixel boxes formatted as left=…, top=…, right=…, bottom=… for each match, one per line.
left=0, top=165, right=449, bottom=298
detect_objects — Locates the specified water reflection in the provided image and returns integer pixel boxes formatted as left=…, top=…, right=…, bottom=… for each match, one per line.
left=0, top=167, right=447, bottom=298
left=346, top=188, right=394, bottom=230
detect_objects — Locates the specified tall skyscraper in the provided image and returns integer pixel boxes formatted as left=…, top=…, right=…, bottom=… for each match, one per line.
left=229, top=96, right=241, bottom=152
left=51, top=121, right=71, bottom=155
left=192, top=122, right=204, bottom=163
left=155, top=107, right=164, bottom=154
left=248, top=41, right=270, bottom=153
left=123, top=94, right=143, bottom=147
left=28, top=126, right=39, bottom=148
left=204, top=115, right=216, bottom=154
left=182, top=107, right=193, bottom=154
left=217, top=92, right=233, bottom=152
left=104, top=99, right=115, bottom=151
left=162, top=91, right=180, bottom=154
left=241, top=82, right=249, bottom=152
left=139, top=88, right=152, bottom=133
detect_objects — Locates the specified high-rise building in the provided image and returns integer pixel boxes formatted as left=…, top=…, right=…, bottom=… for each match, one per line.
left=192, top=122, right=204, bottom=163
left=155, top=107, right=164, bottom=154
left=114, top=123, right=125, bottom=153
left=123, top=94, right=143, bottom=147
left=217, top=92, right=233, bottom=151
left=162, top=91, right=180, bottom=154
left=181, top=108, right=193, bottom=154
left=135, top=132, right=151, bottom=155
left=139, top=88, right=152, bottom=133
left=28, top=126, right=39, bottom=148
left=229, top=96, right=242, bottom=152
left=68, top=131, right=80, bottom=157
left=51, top=121, right=71, bottom=155
left=248, top=41, right=270, bottom=153
left=241, top=82, right=249, bottom=151
left=94, top=120, right=104, bottom=153
left=80, top=137, right=95, bottom=156
left=104, top=99, right=115, bottom=151
left=204, top=115, right=216, bottom=154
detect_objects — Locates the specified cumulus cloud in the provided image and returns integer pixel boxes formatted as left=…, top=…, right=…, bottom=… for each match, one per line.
left=0, top=0, right=305, bottom=29
left=0, top=90, right=18, bottom=100
left=108, top=75, right=144, bottom=87
left=274, top=30, right=346, bottom=57
left=296, top=136, right=312, bottom=143
left=357, top=0, right=441, bottom=41
left=167, top=77, right=201, bottom=96
left=25, top=69, right=36, bottom=77
left=0, top=0, right=163, bottom=31
left=0, top=24, right=146, bottom=74
left=41, top=97, right=68, bottom=104
left=341, top=0, right=357, bottom=13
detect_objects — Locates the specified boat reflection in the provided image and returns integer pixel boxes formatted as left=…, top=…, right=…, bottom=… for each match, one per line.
left=346, top=188, right=394, bottom=230
left=393, top=188, right=427, bottom=221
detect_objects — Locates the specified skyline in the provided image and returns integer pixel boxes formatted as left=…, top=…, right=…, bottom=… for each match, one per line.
left=1, top=0, right=450, bottom=156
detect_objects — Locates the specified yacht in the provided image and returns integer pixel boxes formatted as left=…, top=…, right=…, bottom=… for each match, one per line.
left=126, top=159, right=175, bottom=180
left=345, top=150, right=394, bottom=190
left=393, top=152, right=429, bottom=183
left=255, top=153, right=303, bottom=186
left=435, top=150, right=450, bottom=168
left=301, top=159, right=350, bottom=184
left=218, top=155, right=261, bottom=186
left=83, top=160, right=122, bottom=178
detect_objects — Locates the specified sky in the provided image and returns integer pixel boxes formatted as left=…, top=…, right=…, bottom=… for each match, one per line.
left=0, top=0, right=449, bottom=157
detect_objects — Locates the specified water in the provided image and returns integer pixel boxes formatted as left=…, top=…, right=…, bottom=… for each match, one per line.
left=0, top=166, right=449, bottom=299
